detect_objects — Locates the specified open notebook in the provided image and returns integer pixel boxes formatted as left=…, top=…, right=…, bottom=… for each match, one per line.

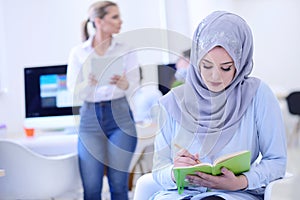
left=173, top=150, right=251, bottom=194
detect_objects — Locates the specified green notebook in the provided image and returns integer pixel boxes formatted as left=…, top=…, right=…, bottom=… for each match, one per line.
left=173, top=150, right=251, bottom=194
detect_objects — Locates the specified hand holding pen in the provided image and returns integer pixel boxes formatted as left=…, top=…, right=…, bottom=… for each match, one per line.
left=174, top=143, right=201, bottom=168
left=172, top=144, right=201, bottom=182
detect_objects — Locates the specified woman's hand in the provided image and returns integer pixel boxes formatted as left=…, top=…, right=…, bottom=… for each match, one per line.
left=88, top=74, right=98, bottom=86
left=186, top=167, right=248, bottom=191
left=172, top=149, right=200, bottom=181
left=174, top=149, right=200, bottom=168
left=110, top=74, right=129, bottom=90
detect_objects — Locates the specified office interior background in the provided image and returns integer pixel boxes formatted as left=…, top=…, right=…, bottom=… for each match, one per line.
left=0, top=0, right=299, bottom=134
left=0, top=0, right=300, bottom=199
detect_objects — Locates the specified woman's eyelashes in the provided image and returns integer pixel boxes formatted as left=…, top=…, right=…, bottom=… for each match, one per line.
left=203, top=65, right=213, bottom=69
left=221, top=65, right=232, bottom=71
left=201, top=63, right=233, bottom=72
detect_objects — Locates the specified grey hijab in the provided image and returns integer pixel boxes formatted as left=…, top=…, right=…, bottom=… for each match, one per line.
left=160, top=11, right=260, bottom=157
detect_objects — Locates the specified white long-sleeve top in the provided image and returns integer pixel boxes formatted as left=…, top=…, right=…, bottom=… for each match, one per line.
left=152, top=81, right=287, bottom=196
left=67, top=35, right=140, bottom=102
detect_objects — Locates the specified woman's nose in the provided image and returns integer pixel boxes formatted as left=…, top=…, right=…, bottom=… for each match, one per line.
left=211, top=68, right=220, bottom=80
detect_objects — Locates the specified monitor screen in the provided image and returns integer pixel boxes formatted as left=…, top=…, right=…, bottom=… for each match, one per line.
left=24, top=65, right=81, bottom=130
left=157, top=63, right=176, bottom=95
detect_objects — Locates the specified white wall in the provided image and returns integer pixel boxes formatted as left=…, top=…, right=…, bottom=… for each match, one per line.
left=0, top=0, right=299, bottom=135
left=0, top=0, right=7, bottom=95
left=0, top=0, right=90, bottom=134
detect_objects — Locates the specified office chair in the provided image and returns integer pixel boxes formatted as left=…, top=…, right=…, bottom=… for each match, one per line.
left=0, top=139, right=82, bottom=200
left=286, top=91, right=300, bottom=146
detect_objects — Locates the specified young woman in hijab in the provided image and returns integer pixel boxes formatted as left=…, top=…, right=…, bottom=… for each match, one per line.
left=67, top=1, right=139, bottom=199
left=151, top=11, right=286, bottom=200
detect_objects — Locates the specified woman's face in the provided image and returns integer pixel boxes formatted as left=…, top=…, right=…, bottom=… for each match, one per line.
left=199, top=46, right=236, bottom=92
left=98, top=6, right=122, bottom=34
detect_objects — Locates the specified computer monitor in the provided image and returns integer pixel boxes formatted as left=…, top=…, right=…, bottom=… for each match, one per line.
left=23, top=64, right=81, bottom=131
left=157, top=63, right=176, bottom=95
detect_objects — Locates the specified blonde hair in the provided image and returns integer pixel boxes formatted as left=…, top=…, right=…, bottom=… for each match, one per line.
left=81, top=1, right=117, bottom=41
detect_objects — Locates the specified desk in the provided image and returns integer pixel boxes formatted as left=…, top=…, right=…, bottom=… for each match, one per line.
left=12, top=134, right=78, bottom=156
left=11, top=124, right=157, bottom=167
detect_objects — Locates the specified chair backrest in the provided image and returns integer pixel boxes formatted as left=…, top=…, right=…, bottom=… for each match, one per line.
left=0, top=139, right=82, bottom=199
left=286, top=91, right=300, bottom=115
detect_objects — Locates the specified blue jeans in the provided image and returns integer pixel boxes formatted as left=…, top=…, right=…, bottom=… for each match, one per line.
left=78, top=97, right=137, bottom=200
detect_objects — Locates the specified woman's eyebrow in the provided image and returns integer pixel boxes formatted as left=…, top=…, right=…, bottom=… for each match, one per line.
left=220, top=61, right=234, bottom=65
left=202, top=59, right=233, bottom=65
left=202, top=59, right=213, bottom=64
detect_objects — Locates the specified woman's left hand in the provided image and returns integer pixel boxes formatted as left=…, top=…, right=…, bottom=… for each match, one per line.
left=186, top=167, right=248, bottom=191
left=110, top=74, right=129, bottom=90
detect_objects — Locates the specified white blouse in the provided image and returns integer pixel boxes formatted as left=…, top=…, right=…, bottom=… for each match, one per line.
left=67, top=35, right=140, bottom=102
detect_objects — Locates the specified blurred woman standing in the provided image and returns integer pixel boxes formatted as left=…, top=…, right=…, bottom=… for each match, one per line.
left=67, top=1, right=140, bottom=199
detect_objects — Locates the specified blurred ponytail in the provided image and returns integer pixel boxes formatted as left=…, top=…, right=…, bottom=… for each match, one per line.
left=81, top=19, right=90, bottom=42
